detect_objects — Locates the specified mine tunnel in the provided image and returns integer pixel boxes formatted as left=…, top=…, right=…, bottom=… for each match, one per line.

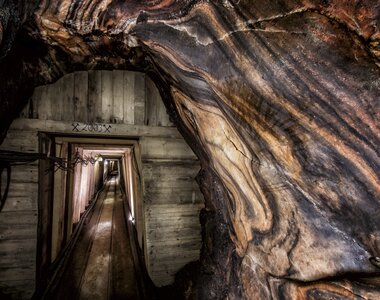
left=0, top=71, right=204, bottom=299
left=1, top=1, right=380, bottom=300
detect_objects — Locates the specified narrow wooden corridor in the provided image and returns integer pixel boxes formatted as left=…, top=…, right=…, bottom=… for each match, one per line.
left=45, top=174, right=139, bottom=300
left=0, top=70, right=204, bottom=299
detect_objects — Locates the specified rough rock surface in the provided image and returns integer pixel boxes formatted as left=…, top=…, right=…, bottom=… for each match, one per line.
left=1, top=1, right=380, bottom=299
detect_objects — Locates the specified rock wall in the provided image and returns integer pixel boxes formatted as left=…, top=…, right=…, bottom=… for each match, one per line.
left=0, top=1, right=379, bottom=299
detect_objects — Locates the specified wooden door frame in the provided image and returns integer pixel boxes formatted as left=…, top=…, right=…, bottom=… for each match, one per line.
left=36, top=132, right=55, bottom=286
left=36, top=133, right=142, bottom=286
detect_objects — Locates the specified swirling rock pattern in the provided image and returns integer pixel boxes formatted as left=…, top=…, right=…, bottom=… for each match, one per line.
left=1, top=1, right=380, bottom=298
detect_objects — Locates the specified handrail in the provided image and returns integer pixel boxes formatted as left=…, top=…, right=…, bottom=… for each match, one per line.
left=32, top=183, right=107, bottom=299
left=119, top=184, right=157, bottom=300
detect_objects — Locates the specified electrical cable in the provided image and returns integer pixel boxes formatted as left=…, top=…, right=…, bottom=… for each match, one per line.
left=0, top=149, right=101, bottom=213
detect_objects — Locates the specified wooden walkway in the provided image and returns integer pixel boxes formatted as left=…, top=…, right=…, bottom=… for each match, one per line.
left=47, top=175, right=140, bottom=299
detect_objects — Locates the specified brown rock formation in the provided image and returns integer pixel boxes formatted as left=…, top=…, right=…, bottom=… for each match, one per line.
left=1, top=1, right=380, bottom=299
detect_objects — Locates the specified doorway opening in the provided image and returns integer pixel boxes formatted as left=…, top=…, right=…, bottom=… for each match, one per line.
left=36, top=134, right=148, bottom=297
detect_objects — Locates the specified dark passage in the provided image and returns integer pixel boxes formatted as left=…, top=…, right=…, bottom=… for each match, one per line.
left=45, top=174, right=139, bottom=299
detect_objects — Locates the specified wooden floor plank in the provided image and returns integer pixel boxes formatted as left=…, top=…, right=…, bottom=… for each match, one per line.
left=46, top=176, right=139, bottom=300
left=109, top=178, right=139, bottom=299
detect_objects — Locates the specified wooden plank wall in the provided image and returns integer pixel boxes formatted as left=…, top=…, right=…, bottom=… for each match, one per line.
left=140, top=137, right=203, bottom=286
left=22, top=71, right=173, bottom=127
left=0, top=131, right=38, bottom=299
left=0, top=70, right=201, bottom=297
